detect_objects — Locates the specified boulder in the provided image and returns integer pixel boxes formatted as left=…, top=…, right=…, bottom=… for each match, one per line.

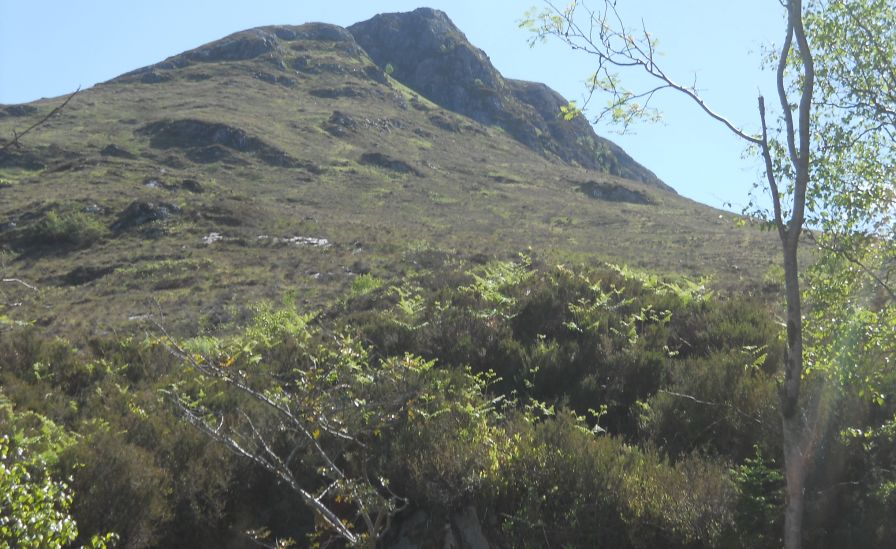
left=110, top=201, right=181, bottom=232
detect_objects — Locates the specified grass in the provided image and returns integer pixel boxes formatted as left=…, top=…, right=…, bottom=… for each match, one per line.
left=0, top=24, right=785, bottom=337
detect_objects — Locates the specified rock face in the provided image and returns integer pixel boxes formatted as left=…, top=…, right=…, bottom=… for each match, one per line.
left=349, top=8, right=672, bottom=192
left=507, top=80, right=672, bottom=191
left=349, top=9, right=506, bottom=124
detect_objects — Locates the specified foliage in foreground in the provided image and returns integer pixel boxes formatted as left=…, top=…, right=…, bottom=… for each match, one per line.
left=0, top=258, right=893, bottom=547
left=0, top=395, right=116, bottom=549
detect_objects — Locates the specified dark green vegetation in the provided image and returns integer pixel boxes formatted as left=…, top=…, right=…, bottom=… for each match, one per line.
left=2, top=259, right=894, bottom=547
left=0, top=9, right=778, bottom=337
left=5, top=7, right=885, bottom=548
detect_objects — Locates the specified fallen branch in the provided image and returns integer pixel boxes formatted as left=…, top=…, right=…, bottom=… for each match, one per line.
left=2, top=278, right=38, bottom=291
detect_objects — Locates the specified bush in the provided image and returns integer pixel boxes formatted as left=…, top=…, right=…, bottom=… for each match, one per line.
left=0, top=393, right=116, bottom=549
left=484, top=411, right=735, bottom=548
left=20, top=210, right=104, bottom=250
left=640, top=350, right=780, bottom=461
left=349, top=273, right=384, bottom=297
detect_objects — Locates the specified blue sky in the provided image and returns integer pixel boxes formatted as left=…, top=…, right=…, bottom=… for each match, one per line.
left=0, top=1, right=783, bottom=211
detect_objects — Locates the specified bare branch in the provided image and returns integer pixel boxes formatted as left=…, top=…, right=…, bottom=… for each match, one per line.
left=165, top=391, right=361, bottom=545
left=1, top=278, right=38, bottom=291
left=759, top=96, right=787, bottom=239
left=541, top=0, right=762, bottom=143
left=658, top=389, right=762, bottom=425
left=0, top=88, right=80, bottom=153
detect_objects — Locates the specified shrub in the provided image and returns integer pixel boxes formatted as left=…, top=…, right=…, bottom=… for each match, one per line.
left=640, top=350, right=780, bottom=461
left=350, top=273, right=384, bottom=297
left=484, top=411, right=735, bottom=548
left=20, top=210, right=104, bottom=249
left=0, top=393, right=116, bottom=549
left=731, top=446, right=783, bottom=549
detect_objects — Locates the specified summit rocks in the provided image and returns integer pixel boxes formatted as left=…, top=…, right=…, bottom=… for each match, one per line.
left=349, top=8, right=670, bottom=190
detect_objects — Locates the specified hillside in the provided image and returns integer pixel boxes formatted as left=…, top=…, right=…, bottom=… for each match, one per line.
left=0, top=8, right=776, bottom=336
left=2, top=8, right=894, bottom=549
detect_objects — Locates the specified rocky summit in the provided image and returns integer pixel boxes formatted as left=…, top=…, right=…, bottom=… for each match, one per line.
left=349, top=8, right=670, bottom=189
left=0, top=8, right=774, bottom=335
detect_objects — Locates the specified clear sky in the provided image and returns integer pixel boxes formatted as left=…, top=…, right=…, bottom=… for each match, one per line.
left=0, top=1, right=783, bottom=211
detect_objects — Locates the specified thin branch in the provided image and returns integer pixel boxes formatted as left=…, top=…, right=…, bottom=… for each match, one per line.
left=542, top=0, right=762, bottom=144
left=1, top=278, right=38, bottom=291
left=0, top=88, right=80, bottom=153
left=658, top=389, right=763, bottom=425
left=808, top=233, right=896, bottom=301
left=759, top=96, right=787, bottom=239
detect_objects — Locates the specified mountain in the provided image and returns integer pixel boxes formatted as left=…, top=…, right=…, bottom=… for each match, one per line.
left=348, top=8, right=671, bottom=190
left=0, top=8, right=776, bottom=336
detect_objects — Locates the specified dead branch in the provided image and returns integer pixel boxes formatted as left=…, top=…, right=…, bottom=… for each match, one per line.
left=2, top=278, right=38, bottom=291
left=0, top=87, right=79, bottom=153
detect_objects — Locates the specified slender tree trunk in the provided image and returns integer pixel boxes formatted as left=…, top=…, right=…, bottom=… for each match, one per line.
left=781, top=236, right=806, bottom=549
left=783, top=415, right=806, bottom=549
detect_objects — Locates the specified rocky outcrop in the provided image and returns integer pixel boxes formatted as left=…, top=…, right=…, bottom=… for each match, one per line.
left=579, top=180, right=653, bottom=204
left=113, top=23, right=365, bottom=84
left=0, top=144, right=79, bottom=171
left=349, top=8, right=672, bottom=192
left=508, top=80, right=673, bottom=192
left=110, top=201, right=181, bottom=232
left=360, top=152, right=422, bottom=176
left=100, top=144, right=136, bottom=159
left=137, top=119, right=299, bottom=167
left=0, top=105, right=38, bottom=118
left=186, top=30, right=278, bottom=63
left=349, top=9, right=509, bottom=127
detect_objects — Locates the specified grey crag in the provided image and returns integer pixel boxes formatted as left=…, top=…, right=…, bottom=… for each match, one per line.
left=349, top=8, right=671, bottom=190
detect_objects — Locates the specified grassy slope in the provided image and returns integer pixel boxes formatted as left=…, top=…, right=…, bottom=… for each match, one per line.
left=0, top=26, right=779, bottom=336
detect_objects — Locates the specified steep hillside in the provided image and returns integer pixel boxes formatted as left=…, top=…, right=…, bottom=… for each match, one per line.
left=0, top=11, right=776, bottom=336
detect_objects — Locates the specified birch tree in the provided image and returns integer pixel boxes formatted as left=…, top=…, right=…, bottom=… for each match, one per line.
left=522, top=1, right=895, bottom=547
